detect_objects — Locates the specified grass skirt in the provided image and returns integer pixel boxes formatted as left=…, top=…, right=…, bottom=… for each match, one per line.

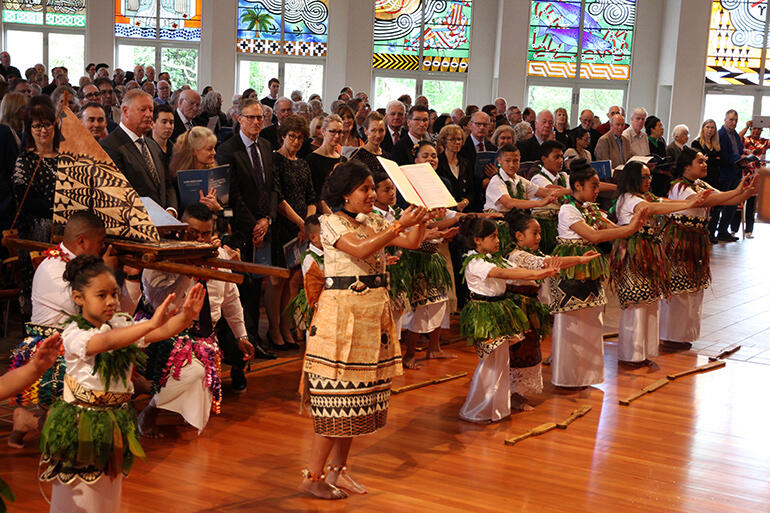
left=286, top=288, right=311, bottom=332
left=40, top=399, right=144, bottom=484
left=663, top=215, right=711, bottom=294
left=531, top=209, right=559, bottom=255
left=460, top=298, right=527, bottom=358
left=610, top=226, right=671, bottom=308
left=9, top=324, right=65, bottom=407
left=402, top=244, right=452, bottom=309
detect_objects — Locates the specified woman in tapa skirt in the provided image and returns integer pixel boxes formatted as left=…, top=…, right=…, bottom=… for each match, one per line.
left=301, top=160, right=428, bottom=500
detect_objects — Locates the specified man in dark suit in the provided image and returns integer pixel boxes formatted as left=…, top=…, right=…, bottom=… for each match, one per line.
left=393, top=105, right=430, bottom=165
left=459, top=111, right=497, bottom=162
left=260, top=77, right=280, bottom=109
left=216, top=98, right=279, bottom=358
left=259, top=97, right=292, bottom=150
left=517, top=110, right=557, bottom=162
left=170, top=89, right=203, bottom=144
left=381, top=100, right=408, bottom=154
left=101, top=89, right=178, bottom=215
left=713, top=109, right=744, bottom=242
left=569, top=109, right=601, bottom=156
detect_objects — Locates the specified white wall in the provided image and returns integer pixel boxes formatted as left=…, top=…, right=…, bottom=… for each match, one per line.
left=86, top=1, right=114, bottom=69
left=199, top=0, right=236, bottom=103
left=627, top=0, right=664, bottom=115
left=466, top=0, right=500, bottom=107
left=493, top=0, right=530, bottom=109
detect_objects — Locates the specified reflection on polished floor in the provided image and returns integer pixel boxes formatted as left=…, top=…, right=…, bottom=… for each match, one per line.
left=2, top=226, right=769, bottom=513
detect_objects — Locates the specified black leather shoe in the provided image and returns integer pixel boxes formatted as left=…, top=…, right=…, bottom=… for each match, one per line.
left=716, top=233, right=738, bottom=242
left=231, top=367, right=247, bottom=393
left=269, top=341, right=291, bottom=351
left=708, top=235, right=718, bottom=244
left=253, top=344, right=277, bottom=359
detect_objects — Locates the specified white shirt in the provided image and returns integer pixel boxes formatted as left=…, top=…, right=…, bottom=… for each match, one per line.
left=142, top=247, right=247, bottom=338
left=530, top=167, right=569, bottom=189
left=484, top=170, right=539, bottom=212
left=30, top=243, right=141, bottom=326
left=62, top=313, right=147, bottom=395
left=373, top=205, right=396, bottom=222
left=669, top=182, right=707, bottom=218
left=558, top=203, right=588, bottom=239
left=177, top=108, right=193, bottom=129
left=622, top=126, right=650, bottom=157
left=464, top=252, right=510, bottom=296
left=469, top=134, right=487, bottom=152
left=301, top=244, right=324, bottom=277
left=564, top=147, right=592, bottom=165
left=616, top=193, right=646, bottom=225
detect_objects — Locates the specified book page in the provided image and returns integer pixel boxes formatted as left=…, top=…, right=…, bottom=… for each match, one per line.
left=377, top=157, right=423, bottom=206
left=400, top=162, right=458, bottom=209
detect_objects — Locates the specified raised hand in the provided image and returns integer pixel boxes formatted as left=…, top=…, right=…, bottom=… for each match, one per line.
left=399, top=205, right=428, bottom=227
left=181, top=283, right=206, bottom=320
left=199, top=188, right=223, bottom=212
left=149, top=292, right=177, bottom=329
left=30, top=333, right=62, bottom=372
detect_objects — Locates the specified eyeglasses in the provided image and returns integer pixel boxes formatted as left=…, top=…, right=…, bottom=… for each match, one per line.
left=285, top=133, right=304, bottom=141
left=326, top=129, right=344, bottom=135
left=241, top=114, right=264, bottom=122
left=31, top=123, right=54, bottom=131
left=85, top=92, right=100, bottom=99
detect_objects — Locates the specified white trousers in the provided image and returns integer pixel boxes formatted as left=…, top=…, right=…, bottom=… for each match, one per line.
left=551, top=307, right=605, bottom=387
left=660, top=290, right=704, bottom=343
left=617, top=301, right=660, bottom=362
left=152, top=360, right=212, bottom=433
left=459, top=343, right=510, bottom=423
left=50, top=476, right=122, bottom=513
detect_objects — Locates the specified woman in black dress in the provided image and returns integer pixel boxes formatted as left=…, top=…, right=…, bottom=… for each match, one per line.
left=691, top=119, right=723, bottom=242
left=436, top=124, right=473, bottom=211
left=269, top=115, right=317, bottom=350
left=646, top=116, right=669, bottom=196
left=350, top=111, right=390, bottom=174
left=306, top=114, right=343, bottom=211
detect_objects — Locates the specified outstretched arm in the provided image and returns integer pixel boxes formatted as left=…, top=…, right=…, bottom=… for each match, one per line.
left=570, top=207, right=649, bottom=244
left=0, top=334, right=61, bottom=401
left=145, top=284, right=207, bottom=343
left=335, top=206, right=428, bottom=258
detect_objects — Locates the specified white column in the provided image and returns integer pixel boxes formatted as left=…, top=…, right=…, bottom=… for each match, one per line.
left=199, top=0, right=237, bottom=105
left=626, top=0, right=664, bottom=115
left=324, top=0, right=349, bottom=107
left=86, top=1, right=115, bottom=68
left=466, top=0, right=499, bottom=107
left=492, top=0, right=530, bottom=109
left=343, top=0, right=374, bottom=97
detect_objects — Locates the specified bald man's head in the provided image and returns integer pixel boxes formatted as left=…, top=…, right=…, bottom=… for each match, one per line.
left=63, top=211, right=107, bottom=256
left=179, top=89, right=201, bottom=120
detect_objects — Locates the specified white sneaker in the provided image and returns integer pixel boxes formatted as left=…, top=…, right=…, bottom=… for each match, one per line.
left=745, top=232, right=754, bottom=239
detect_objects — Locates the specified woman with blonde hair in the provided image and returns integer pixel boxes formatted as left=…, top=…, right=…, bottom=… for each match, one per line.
left=437, top=124, right=473, bottom=210
left=0, top=91, right=27, bottom=148
left=299, top=114, right=324, bottom=158
left=306, top=114, right=343, bottom=202
left=691, top=119, right=721, bottom=188
left=554, top=107, right=569, bottom=145
left=491, top=124, right=515, bottom=148
left=169, top=126, right=221, bottom=212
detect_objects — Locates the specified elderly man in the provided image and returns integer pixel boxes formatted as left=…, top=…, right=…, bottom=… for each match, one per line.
left=259, top=96, right=292, bottom=149
left=517, top=110, right=554, bottom=162
left=355, top=91, right=369, bottom=104
left=0, top=51, right=21, bottom=79
left=155, top=79, right=171, bottom=104
left=10, top=78, right=31, bottom=97
left=141, top=80, right=156, bottom=98
left=381, top=100, right=408, bottom=153
left=101, top=89, right=178, bottom=214
left=113, top=68, right=125, bottom=86
left=349, top=98, right=369, bottom=140
left=666, top=124, right=689, bottom=166
left=80, top=102, right=108, bottom=140
left=595, top=114, right=632, bottom=169
left=42, top=66, right=69, bottom=95
left=459, top=111, right=497, bottom=162
left=597, top=106, right=622, bottom=134
left=506, top=105, right=522, bottom=126
left=80, top=82, right=101, bottom=105
left=144, top=65, right=156, bottom=85
left=133, top=65, right=145, bottom=84
left=290, top=89, right=303, bottom=103
left=450, top=107, right=464, bottom=125
left=493, top=97, right=508, bottom=126
left=95, top=63, right=110, bottom=79
left=393, top=105, right=430, bottom=165
left=623, top=107, right=650, bottom=157
left=569, top=109, right=601, bottom=155
left=711, top=109, right=745, bottom=242
left=171, top=88, right=202, bottom=143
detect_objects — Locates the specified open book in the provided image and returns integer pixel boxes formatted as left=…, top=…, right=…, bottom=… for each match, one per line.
left=377, top=157, right=457, bottom=209
left=177, top=164, right=231, bottom=212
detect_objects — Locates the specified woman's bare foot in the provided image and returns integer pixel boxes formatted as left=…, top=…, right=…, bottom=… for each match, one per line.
left=426, top=350, right=457, bottom=360
left=403, top=354, right=421, bottom=369
left=327, top=467, right=367, bottom=495
left=138, top=405, right=164, bottom=439
left=301, top=476, right=348, bottom=500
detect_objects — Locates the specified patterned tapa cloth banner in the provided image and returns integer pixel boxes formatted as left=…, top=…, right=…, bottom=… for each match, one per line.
left=53, top=107, right=159, bottom=243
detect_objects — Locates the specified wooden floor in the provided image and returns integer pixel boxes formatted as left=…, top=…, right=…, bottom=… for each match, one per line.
left=2, top=225, right=770, bottom=512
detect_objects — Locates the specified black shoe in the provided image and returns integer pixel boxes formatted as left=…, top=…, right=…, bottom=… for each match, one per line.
left=283, top=341, right=300, bottom=350
left=231, top=367, right=247, bottom=393
left=716, top=233, right=738, bottom=242
left=269, top=341, right=291, bottom=351
left=253, top=344, right=277, bottom=359
left=708, top=235, right=718, bottom=244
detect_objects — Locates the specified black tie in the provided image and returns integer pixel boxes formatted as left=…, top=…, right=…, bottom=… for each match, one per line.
left=250, top=141, right=269, bottom=214
left=197, top=282, right=214, bottom=337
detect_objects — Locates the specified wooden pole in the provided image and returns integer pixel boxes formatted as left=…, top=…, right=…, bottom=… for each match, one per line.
left=709, top=344, right=741, bottom=362
left=619, top=378, right=670, bottom=406
left=391, top=372, right=468, bottom=394
left=666, top=360, right=725, bottom=380
left=556, top=405, right=592, bottom=428
left=118, top=255, right=243, bottom=284
left=504, top=422, right=558, bottom=446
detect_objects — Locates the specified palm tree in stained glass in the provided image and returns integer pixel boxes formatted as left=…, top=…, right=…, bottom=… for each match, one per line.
left=239, top=8, right=275, bottom=37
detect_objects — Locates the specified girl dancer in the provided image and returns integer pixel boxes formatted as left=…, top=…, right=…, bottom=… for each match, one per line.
left=40, top=255, right=205, bottom=513
left=458, top=217, right=559, bottom=423
left=506, top=211, right=600, bottom=409
left=660, top=148, right=757, bottom=348
left=550, top=159, right=647, bottom=388
left=610, top=161, right=706, bottom=365
left=301, top=160, right=428, bottom=499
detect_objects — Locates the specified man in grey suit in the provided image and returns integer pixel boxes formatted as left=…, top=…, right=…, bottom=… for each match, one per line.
left=595, top=114, right=632, bottom=169
left=101, top=89, right=178, bottom=215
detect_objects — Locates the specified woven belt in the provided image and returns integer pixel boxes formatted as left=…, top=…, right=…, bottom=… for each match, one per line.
left=324, top=274, right=388, bottom=291
left=469, top=292, right=507, bottom=302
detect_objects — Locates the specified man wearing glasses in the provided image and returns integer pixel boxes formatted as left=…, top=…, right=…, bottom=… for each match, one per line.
left=569, top=109, right=602, bottom=156
left=94, top=77, right=120, bottom=132
left=459, top=111, right=497, bottom=162
left=215, top=98, right=279, bottom=360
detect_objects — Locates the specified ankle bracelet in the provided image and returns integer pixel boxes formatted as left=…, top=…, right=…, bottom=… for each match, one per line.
left=302, top=468, right=325, bottom=481
left=326, top=463, right=347, bottom=473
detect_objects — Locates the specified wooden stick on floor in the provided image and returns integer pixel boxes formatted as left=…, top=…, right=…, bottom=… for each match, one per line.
left=709, top=344, right=741, bottom=362
left=505, top=404, right=592, bottom=445
left=619, top=378, right=670, bottom=406
left=391, top=372, right=468, bottom=394
left=666, top=360, right=726, bottom=380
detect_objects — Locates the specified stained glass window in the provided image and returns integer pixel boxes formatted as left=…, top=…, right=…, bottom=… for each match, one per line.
left=706, top=1, right=767, bottom=86
left=373, top=0, right=473, bottom=73
left=2, top=0, right=86, bottom=27
left=527, top=0, right=636, bottom=81
left=114, top=0, right=202, bottom=42
left=237, top=0, right=329, bottom=57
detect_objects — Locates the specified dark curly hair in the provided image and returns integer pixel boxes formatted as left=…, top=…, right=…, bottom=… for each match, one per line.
left=505, top=210, right=537, bottom=239
left=278, top=114, right=309, bottom=141
left=568, top=158, right=596, bottom=190
left=63, top=255, right=113, bottom=292
left=321, top=160, right=372, bottom=208
left=458, top=216, right=497, bottom=250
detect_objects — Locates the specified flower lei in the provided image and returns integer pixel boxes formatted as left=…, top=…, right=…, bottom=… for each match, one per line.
left=671, top=176, right=715, bottom=193
left=160, top=334, right=222, bottom=414
left=567, top=197, right=608, bottom=228
left=502, top=171, right=526, bottom=200
left=41, top=243, right=70, bottom=263
left=64, top=314, right=147, bottom=392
